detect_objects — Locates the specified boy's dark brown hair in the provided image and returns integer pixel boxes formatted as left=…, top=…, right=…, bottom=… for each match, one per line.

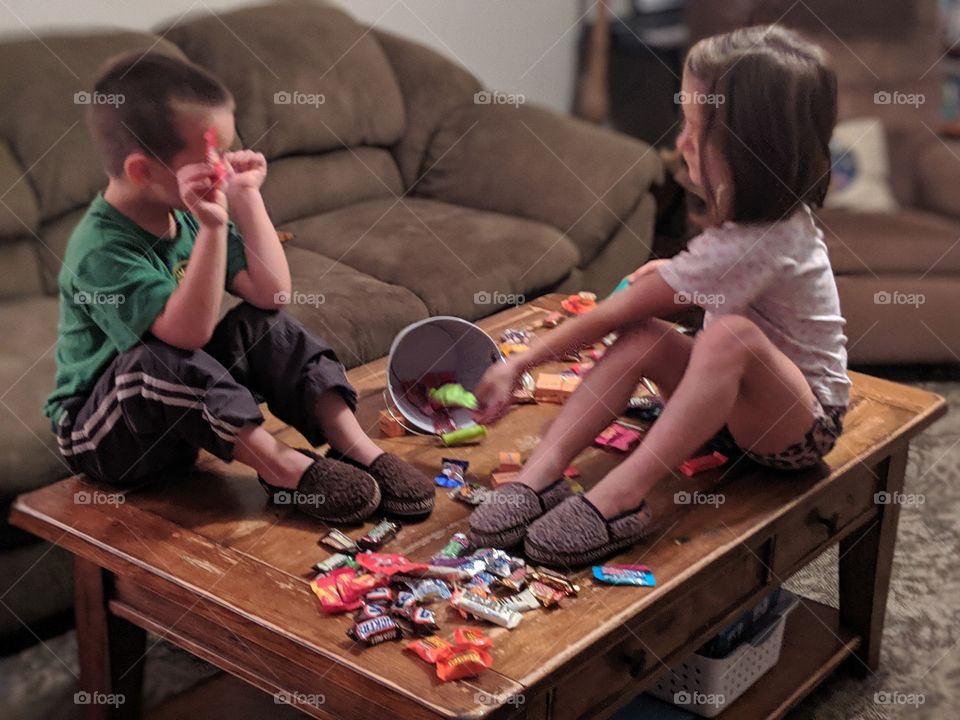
left=87, top=52, right=233, bottom=178
left=685, top=25, right=837, bottom=224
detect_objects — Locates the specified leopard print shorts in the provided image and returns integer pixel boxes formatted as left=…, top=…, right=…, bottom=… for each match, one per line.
left=712, top=401, right=847, bottom=471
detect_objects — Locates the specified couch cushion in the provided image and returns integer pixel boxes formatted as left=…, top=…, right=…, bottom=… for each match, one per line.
left=283, top=198, right=580, bottom=319
left=262, top=148, right=403, bottom=226
left=162, top=3, right=405, bottom=160
left=280, top=245, right=428, bottom=367
left=0, top=32, right=185, bottom=222
left=0, top=297, right=69, bottom=511
left=0, top=239, right=46, bottom=300
left=36, top=207, right=87, bottom=295
left=415, top=103, right=663, bottom=267
left=0, top=140, right=40, bottom=239
left=817, top=207, right=960, bottom=276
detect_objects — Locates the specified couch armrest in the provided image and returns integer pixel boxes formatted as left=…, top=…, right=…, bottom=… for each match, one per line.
left=915, top=136, right=960, bottom=220
left=373, top=29, right=483, bottom=190
left=413, top=103, right=664, bottom=266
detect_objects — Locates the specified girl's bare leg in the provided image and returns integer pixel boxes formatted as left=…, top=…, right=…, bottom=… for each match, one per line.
left=515, top=319, right=694, bottom=492
left=586, top=314, right=819, bottom=517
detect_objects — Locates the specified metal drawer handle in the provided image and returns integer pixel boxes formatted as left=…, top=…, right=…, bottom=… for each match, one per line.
left=622, top=648, right=646, bottom=678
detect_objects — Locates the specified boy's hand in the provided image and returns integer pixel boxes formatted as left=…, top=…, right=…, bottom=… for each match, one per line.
left=626, top=258, right=669, bottom=285
left=223, top=150, right=267, bottom=200
left=472, top=358, right=522, bottom=425
left=177, top=164, right=228, bottom=228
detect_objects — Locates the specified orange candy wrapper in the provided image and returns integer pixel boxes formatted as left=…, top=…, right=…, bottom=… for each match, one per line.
left=405, top=635, right=453, bottom=664
left=435, top=644, right=493, bottom=681
left=453, top=626, right=493, bottom=649
left=310, top=568, right=386, bottom=614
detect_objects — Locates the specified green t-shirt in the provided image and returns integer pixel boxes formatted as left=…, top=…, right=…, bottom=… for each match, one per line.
left=43, top=194, right=248, bottom=428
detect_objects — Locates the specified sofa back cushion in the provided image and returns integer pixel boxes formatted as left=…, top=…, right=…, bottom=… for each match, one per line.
left=0, top=32, right=185, bottom=224
left=162, top=3, right=406, bottom=161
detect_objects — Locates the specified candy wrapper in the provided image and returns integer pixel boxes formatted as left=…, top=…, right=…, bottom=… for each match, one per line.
left=434, top=458, right=468, bottom=488
left=449, top=483, right=488, bottom=505
left=406, top=635, right=452, bottom=664
left=435, top=644, right=493, bottom=682
left=409, top=606, right=440, bottom=636
left=412, top=579, right=452, bottom=604
left=320, top=529, right=359, bottom=554
left=498, top=588, right=540, bottom=614
left=358, top=519, right=400, bottom=551
left=432, top=532, right=470, bottom=562
left=354, top=552, right=426, bottom=577
left=592, top=565, right=656, bottom=587
left=347, top=615, right=403, bottom=646
left=450, top=589, right=522, bottom=629
left=203, top=126, right=228, bottom=189
left=453, top=626, right=493, bottom=649
left=355, top=602, right=390, bottom=622
left=313, top=553, right=356, bottom=575
left=310, top=568, right=385, bottom=614
left=428, top=383, right=478, bottom=410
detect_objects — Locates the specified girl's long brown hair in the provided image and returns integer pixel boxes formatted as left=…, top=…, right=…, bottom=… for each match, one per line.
left=685, top=25, right=838, bottom=224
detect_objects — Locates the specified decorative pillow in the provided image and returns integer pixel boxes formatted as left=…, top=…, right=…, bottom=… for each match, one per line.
left=825, top=118, right=898, bottom=212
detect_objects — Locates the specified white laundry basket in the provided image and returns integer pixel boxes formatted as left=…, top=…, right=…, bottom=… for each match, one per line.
left=649, top=591, right=799, bottom=717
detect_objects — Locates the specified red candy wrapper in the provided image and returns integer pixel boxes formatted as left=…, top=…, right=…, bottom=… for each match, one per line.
left=453, top=626, right=493, bottom=649
left=406, top=635, right=452, bottom=664
left=435, top=644, right=493, bottom=681
left=203, top=126, right=228, bottom=189
left=354, top=552, right=426, bottom=577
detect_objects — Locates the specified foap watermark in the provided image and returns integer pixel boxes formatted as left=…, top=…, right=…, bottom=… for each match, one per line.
left=873, top=290, right=925, bottom=307
left=474, top=691, right=525, bottom=707
left=874, top=90, right=925, bottom=108
left=74, top=90, right=124, bottom=107
left=674, top=691, right=726, bottom=707
left=474, top=90, right=525, bottom=107
left=674, top=90, right=725, bottom=107
left=74, top=691, right=125, bottom=707
left=271, top=490, right=325, bottom=509
left=275, top=290, right=325, bottom=308
left=875, top=490, right=925, bottom=507
left=674, top=490, right=725, bottom=508
left=74, top=290, right=125, bottom=306
left=874, top=690, right=925, bottom=708
left=675, top=290, right=724, bottom=307
left=273, top=90, right=326, bottom=107
left=74, top=490, right=125, bottom=507
left=474, top=290, right=525, bottom=307
left=274, top=690, right=326, bottom=708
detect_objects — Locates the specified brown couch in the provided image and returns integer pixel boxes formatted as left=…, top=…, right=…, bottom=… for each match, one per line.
left=0, top=2, right=663, bottom=643
left=686, top=0, right=960, bottom=365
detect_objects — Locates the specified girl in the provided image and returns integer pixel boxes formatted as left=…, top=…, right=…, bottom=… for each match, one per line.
left=468, top=25, right=850, bottom=567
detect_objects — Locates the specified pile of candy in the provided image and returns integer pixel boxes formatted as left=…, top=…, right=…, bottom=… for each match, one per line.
left=310, top=525, right=586, bottom=681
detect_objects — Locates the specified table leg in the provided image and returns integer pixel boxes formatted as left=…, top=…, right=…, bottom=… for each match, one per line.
left=838, top=446, right=908, bottom=677
left=74, top=557, right=146, bottom=720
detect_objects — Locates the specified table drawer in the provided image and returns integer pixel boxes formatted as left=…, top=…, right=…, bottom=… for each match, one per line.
left=772, top=463, right=879, bottom=577
left=550, top=548, right=766, bottom=720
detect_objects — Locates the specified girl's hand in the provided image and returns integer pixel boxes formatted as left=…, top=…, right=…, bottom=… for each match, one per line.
left=472, top=358, right=522, bottom=425
left=177, top=163, right=228, bottom=228
left=626, top=258, right=669, bottom=285
left=223, top=150, right=267, bottom=198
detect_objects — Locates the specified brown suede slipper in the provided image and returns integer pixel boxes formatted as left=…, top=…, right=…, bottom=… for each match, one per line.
left=524, top=495, right=653, bottom=567
left=467, top=478, right=573, bottom=549
left=326, top=450, right=435, bottom=520
left=259, top=448, right=380, bottom=524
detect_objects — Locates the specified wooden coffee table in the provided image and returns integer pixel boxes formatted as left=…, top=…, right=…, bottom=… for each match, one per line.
left=10, top=294, right=946, bottom=720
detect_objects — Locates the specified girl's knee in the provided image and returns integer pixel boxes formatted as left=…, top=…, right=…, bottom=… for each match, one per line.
left=695, top=314, right=764, bottom=360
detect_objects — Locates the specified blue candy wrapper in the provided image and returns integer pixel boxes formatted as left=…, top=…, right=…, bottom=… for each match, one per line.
left=592, top=565, right=656, bottom=587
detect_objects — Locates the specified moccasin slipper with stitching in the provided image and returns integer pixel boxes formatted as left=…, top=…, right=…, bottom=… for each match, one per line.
left=467, top=478, right=573, bottom=548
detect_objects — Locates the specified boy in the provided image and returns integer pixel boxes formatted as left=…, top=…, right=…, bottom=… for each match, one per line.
left=44, top=52, right=434, bottom=523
